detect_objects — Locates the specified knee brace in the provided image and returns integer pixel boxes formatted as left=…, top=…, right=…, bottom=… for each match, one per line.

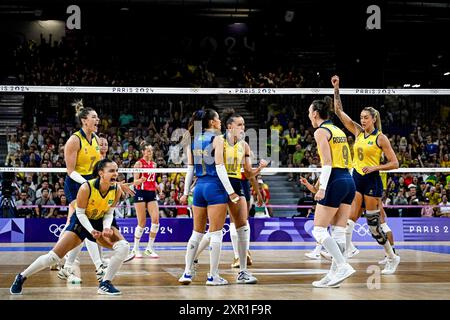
left=380, top=223, right=392, bottom=234
left=134, top=226, right=144, bottom=238
left=150, top=223, right=160, bottom=234
left=48, top=250, right=62, bottom=264
left=311, top=226, right=330, bottom=245
left=113, top=240, right=129, bottom=261
left=230, top=222, right=237, bottom=237
left=365, top=210, right=388, bottom=245
left=189, top=231, right=204, bottom=243
left=209, top=230, right=223, bottom=244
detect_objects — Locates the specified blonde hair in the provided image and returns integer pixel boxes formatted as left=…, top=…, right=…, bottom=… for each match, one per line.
left=363, top=107, right=382, bottom=131
left=72, top=99, right=94, bottom=125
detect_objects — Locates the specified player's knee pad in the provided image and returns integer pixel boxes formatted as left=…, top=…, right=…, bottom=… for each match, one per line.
left=311, top=226, right=330, bottom=245
left=135, top=225, right=144, bottom=238
left=209, top=230, right=223, bottom=244
left=365, top=210, right=387, bottom=245
left=48, top=250, right=62, bottom=264
left=230, top=222, right=237, bottom=236
left=113, top=240, right=129, bottom=261
left=380, top=223, right=391, bottom=234
left=150, top=223, right=160, bottom=234
left=190, top=230, right=204, bottom=242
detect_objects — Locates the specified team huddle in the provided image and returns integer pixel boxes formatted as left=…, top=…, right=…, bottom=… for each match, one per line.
left=9, top=75, right=401, bottom=295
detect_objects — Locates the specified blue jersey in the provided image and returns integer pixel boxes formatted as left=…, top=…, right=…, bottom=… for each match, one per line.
left=192, top=130, right=220, bottom=178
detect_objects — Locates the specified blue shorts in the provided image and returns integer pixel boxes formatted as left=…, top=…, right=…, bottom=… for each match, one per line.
left=241, top=179, right=251, bottom=202
left=193, top=177, right=229, bottom=208
left=65, top=213, right=119, bottom=242
left=230, top=178, right=244, bottom=197
left=134, top=190, right=157, bottom=203
left=352, top=170, right=383, bottom=198
left=319, top=168, right=356, bottom=208
left=64, top=174, right=94, bottom=203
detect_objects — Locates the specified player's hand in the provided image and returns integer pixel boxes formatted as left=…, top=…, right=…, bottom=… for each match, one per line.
left=362, top=166, right=376, bottom=174
left=119, top=182, right=136, bottom=197
left=102, top=228, right=113, bottom=239
left=331, top=75, right=340, bottom=88
left=299, top=177, right=309, bottom=186
left=314, top=189, right=325, bottom=201
left=229, top=193, right=240, bottom=204
left=259, top=159, right=269, bottom=169
left=91, top=230, right=102, bottom=239
left=256, top=192, right=264, bottom=207
left=179, top=195, right=188, bottom=205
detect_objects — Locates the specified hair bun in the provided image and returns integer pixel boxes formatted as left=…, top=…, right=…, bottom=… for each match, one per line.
left=72, top=99, right=84, bottom=116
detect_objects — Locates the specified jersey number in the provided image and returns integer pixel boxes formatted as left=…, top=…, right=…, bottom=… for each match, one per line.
left=342, top=145, right=350, bottom=166
left=88, top=156, right=97, bottom=172
left=357, top=147, right=364, bottom=161
left=146, top=173, right=156, bottom=182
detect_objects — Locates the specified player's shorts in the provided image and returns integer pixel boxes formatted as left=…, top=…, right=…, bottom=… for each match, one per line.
left=65, top=213, right=119, bottom=242
left=319, top=168, right=356, bottom=208
left=352, top=170, right=383, bottom=198
left=193, top=176, right=229, bottom=208
left=241, top=179, right=251, bottom=202
left=64, top=174, right=95, bottom=203
left=230, top=178, right=244, bottom=197
left=134, top=189, right=157, bottom=203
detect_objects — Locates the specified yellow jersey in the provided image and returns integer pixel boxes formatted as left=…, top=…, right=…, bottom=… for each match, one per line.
left=317, top=120, right=351, bottom=169
left=224, top=137, right=245, bottom=179
left=284, top=133, right=301, bottom=146
left=353, top=129, right=383, bottom=175
left=75, top=178, right=117, bottom=220
left=73, top=130, right=101, bottom=176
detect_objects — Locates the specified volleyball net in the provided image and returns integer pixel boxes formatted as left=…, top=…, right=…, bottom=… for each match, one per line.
left=1, top=85, right=449, bottom=217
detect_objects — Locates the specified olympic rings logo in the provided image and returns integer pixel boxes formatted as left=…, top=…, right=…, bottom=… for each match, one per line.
left=190, top=88, right=200, bottom=93
left=65, top=87, right=75, bottom=92
left=205, top=223, right=230, bottom=236
left=49, top=224, right=66, bottom=237
left=353, top=223, right=371, bottom=236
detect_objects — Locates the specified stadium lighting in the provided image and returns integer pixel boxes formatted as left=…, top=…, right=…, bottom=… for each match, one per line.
left=403, top=84, right=411, bottom=88
left=444, top=72, right=450, bottom=76
left=412, top=84, right=421, bottom=88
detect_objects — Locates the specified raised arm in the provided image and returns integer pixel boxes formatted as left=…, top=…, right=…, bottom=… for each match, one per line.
left=331, top=75, right=363, bottom=136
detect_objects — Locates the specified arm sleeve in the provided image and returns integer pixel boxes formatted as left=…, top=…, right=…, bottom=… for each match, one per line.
left=183, top=165, right=194, bottom=196
left=215, top=164, right=235, bottom=195
left=102, top=208, right=114, bottom=229
left=69, top=171, right=87, bottom=184
left=76, top=207, right=94, bottom=234
left=319, top=165, right=333, bottom=191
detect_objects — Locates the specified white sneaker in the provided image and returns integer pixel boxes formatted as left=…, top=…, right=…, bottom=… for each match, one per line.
left=312, top=260, right=340, bottom=288
left=144, top=248, right=159, bottom=258
left=327, top=263, right=356, bottom=287
left=96, top=264, right=108, bottom=282
left=382, top=255, right=401, bottom=275
left=178, top=273, right=193, bottom=285
left=320, top=250, right=332, bottom=261
left=206, top=274, right=228, bottom=286
left=67, top=273, right=82, bottom=284
left=345, top=246, right=360, bottom=259
left=378, top=256, right=388, bottom=265
left=236, top=270, right=258, bottom=284
left=123, top=250, right=139, bottom=263
left=305, top=251, right=322, bottom=260
left=57, top=266, right=72, bottom=280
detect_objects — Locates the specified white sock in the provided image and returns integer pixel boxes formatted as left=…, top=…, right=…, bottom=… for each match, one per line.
left=322, top=237, right=346, bottom=266
left=237, top=225, right=250, bottom=272
left=209, top=230, right=223, bottom=276
left=230, top=223, right=239, bottom=259
left=103, top=240, right=128, bottom=282
left=246, top=222, right=251, bottom=251
left=184, top=231, right=204, bottom=275
left=346, top=219, right=356, bottom=252
left=22, top=251, right=60, bottom=278
left=331, top=226, right=347, bottom=255
left=383, top=242, right=396, bottom=259
left=85, top=239, right=103, bottom=270
left=195, top=232, right=211, bottom=260
left=65, top=242, right=83, bottom=268
left=146, top=224, right=159, bottom=251
left=133, top=226, right=144, bottom=252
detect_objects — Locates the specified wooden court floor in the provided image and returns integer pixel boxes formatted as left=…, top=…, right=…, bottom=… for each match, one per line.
left=0, top=242, right=449, bottom=300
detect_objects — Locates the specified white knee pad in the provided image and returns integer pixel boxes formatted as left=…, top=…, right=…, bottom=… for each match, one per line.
left=331, top=226, right=346, bottom=240
left=230, top=223, right=237, bottom=236
left=113, top=240, right=129, bottom=261
left=150, top=223, right=160, bottom=234
left=380, top=223, right=392, bottom=234
left=135, top=226, right=144, bottom=238
left=311, top=226, right=330, bottom=245
left=209, top=230, right=223, bottom=244
left=48, top=250, right=62, bottom=264
left=190, top=230, right=204, bottom=242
